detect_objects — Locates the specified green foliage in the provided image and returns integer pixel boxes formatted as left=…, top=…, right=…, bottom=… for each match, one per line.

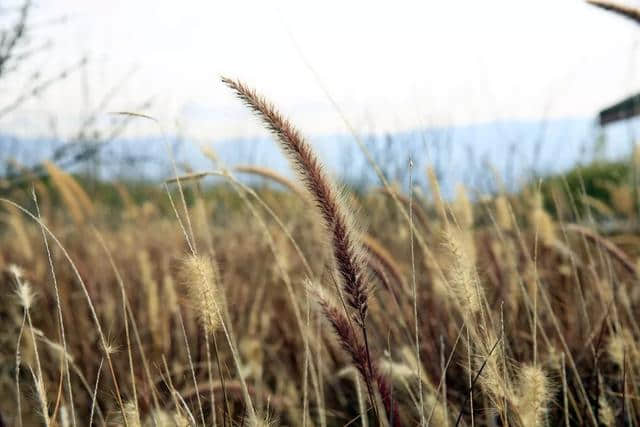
left=537, top=159, right=631, bottom=218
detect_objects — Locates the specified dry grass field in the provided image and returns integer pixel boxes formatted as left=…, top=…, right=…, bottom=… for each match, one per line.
left=3, top=1, right=640, bottom=425
left=1, top=72, right=640, bottom=427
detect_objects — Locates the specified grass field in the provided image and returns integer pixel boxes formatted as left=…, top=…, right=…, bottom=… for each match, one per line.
left=0, top=74, right=640, bottom=426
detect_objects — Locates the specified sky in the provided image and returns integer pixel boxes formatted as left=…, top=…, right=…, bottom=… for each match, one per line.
left=4, top=0, right=640, bottom=141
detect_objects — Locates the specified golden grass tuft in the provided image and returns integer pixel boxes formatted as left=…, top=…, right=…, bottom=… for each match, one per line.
left=443, top=228, right=482, bottom=315
left=516, top=365, right=552, bottom=427
left=178, top=254, right=224, bottom=335
left=43, top=161, right=94, bottom=224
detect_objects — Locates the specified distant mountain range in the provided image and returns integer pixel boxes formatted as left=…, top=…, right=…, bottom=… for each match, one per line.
left=2, top=116, right=639, bottom=197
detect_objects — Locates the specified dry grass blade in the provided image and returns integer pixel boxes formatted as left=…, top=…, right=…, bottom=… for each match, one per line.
left=587, top=0, right=640, bottom=24
left=565, top=223, right=637, bottom=275
left=234, top=164, right=308, bottom=200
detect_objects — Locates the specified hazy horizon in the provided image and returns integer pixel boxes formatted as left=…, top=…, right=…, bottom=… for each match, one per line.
left=3, top=0, right=640, bottom=141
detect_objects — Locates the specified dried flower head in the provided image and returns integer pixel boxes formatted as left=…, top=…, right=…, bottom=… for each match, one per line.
left=516, top=365, right=552, bottom=427
left=178, top=254, right=224, bottom=334
left=443, top=229, right=482, bottom=314
left=15, top=280, right=35, bottom=310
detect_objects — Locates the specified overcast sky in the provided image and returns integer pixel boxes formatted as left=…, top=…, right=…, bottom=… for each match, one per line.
left=6, top=0, right=640, bottom=140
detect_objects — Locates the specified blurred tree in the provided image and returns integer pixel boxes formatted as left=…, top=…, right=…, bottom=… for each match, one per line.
left=0, top=0, right=85, bottom=120
left=0, top=1, right=153, bottom=190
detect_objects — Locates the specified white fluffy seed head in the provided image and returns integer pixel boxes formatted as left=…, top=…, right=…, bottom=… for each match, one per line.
left=8, top=263, right=24, bottom=280
left=379, top=358, right=418, bottom=381
left=15, top=280, right=35, bottom=310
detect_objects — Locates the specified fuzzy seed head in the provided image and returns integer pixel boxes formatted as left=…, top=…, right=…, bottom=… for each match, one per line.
left=516, top=365, right=551, bottom=427
left=530, top=205, right=555, bottom=245
left=379, top=358, right=417, bottom=381
left=8, top=263, right=24, bottom=280
left=245, top=414, right=277, bottom=427
left=110, top=401, right=141, bottom=427
left=607, top=329, right=635, bottom=367
left=16, top=280, right=35, bottom=310
left=179, top=254, right=223, bottom=334
left=443, top=229, right=482, bottom=314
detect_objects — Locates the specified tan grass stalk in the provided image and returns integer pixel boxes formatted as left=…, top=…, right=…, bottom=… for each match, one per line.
left=160, top=356, right=187, bottom=422
left=561, top=353, right=569, bottom=427
left=89, top=358, right=103, bottom=427
left=362, top=234, right=407, bottom=293
left=37, top=335, right=106, bottom=424
left=1, top=200, right=130, bottom=425
left=581, top=194, right=615, bottom=217
left=161, top=273, right=178, bottom=351
left=565, top=223, right=637, bottom=276
left=60, top=171, right=94, bottom=216
left=235, top=164, right=308, bottom=199
left=109, top=402, right=141, bottom=427
left=177, top=311, right=206, bottom=426
left=224, top=173, right=324, bottom=426
left=529, top=194, right=555, bottom=246
left=43, top=161, right=93, bottom=224
left=115, top=182, right=138, bottom=218
left=453, top=185, right=473, bottom=230
left=232, top=166, right=404, bottom=297
left=14, top=274, right=50, bottom=427
left=138, top=250, right=161, bottom=350
left=177, top=167, right=325, bottom=426
left=377, top=186, right=431, bottom=232
left=495, top=195, right=513, bottom=231
left=6, top=207, right=33, bottom=260
left=408, top=165, right=426, bottom=425
left=587, top=0, right=640, bottom=24
left=33, top=191, right=76, bottom=427
left=13, top=268, right=28, bottom=427
left=427, top=166, right=448, bottom=224
left=179, top=252, right=257, bottom=422
left=176, top=379, right=292, bottom=409
left=93, top=229, right=159, bottom=412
